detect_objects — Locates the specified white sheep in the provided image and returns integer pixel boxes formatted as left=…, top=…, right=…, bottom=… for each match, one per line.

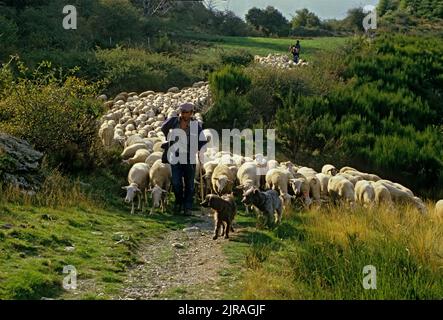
left=371, top=183, right=392, bottom=206
left=297, top=168, right=321, bottom=202
left=328, top=175, right=355, bottom=206
left=211, top=164, right=235, bottom=195
left=122, top=163, right=150, bottom=214
left=340, top=166, right=381, bottom=182
left=373, top=180, right=426, bottom=214
left=321, top=164, right=338, bottom=176
left=289, top=176, right=312, bottom=206
left=145, top=151, right=163, bottom=168
left=121, top=143, right=150, bottom=159
left=99, top=122, right=114, bottom=147
left=315, top=173, right=330, bottom=199
left=265, top=168, right=293, bottom=195
left=236, top=162, right=261, bottom=191
left=123, top=148, right=151, bottom=166
left=355, top=180, right=375, bottom=208
left=148, top=159, right=171, bottom=215
left=202, top=160, right=220, bottom=196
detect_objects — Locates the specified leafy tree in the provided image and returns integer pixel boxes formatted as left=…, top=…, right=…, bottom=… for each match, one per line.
left=291, top=8, right=321, bottom=28
left=245, top=6, right=289, bottom=36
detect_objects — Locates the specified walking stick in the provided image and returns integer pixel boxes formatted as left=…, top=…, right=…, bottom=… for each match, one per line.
left=198, top=152, right=205, bottom=216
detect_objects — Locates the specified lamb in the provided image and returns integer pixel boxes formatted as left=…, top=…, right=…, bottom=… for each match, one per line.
left=211, top=164, right=235, bottom=195
left=148, top=159, right=172, bottom=215
left=321, top=164, right=338, bottom=176
left=354, top=180, right=375, bottom=208
left=327, top=175, right=355, bottom=205
left=435, top=200, right=443, bottom=217
left=123, top=148, right=151, bottom=166
left=122, top=163, right=150, bottom=214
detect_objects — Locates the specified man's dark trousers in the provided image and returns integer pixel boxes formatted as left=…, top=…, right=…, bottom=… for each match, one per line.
left=171, top=163, right=196, bottom=212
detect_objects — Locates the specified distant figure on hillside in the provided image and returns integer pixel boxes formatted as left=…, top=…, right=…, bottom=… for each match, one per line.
left=289, top=40, right=301, bottom=64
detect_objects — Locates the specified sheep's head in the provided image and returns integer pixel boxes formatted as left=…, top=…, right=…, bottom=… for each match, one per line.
left=149, top=185, right=168, bottom=208
left=122, top=183, right=141, bottom=203
left=213, top=175, right=232, bottom=195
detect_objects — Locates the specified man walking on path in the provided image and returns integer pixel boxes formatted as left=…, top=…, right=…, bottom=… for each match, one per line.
left=161, top=103, right=207, bottom=216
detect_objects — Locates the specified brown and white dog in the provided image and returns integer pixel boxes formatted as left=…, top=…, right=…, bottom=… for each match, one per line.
left=201, top=194, right=237, bottom=240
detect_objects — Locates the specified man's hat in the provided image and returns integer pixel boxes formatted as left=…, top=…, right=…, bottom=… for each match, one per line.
left=179, top=102, right=194, bottom=112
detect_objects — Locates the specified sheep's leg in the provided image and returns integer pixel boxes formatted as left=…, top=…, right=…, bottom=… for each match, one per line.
left=137, top=195, right=141, bottom=211
left=131, top=201, right=135, bottom=215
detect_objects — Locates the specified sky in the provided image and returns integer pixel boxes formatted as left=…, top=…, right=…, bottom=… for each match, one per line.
left=213, top=0, right=380, bottom=20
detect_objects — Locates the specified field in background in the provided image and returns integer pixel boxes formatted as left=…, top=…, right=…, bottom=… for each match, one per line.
left=186, top=34, right=349, bottom=62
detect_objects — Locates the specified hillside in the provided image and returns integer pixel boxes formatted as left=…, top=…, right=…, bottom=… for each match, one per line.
left=1, top=0, right=443, bottom=302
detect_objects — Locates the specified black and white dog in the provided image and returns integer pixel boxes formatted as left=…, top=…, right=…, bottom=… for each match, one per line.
left=241, top=187, right=282, bottom=227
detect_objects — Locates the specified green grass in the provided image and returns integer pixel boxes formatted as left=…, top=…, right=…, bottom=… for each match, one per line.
left=221, top=204, right=443, bottom=300
left=185, top=34, right=349, bottom=63
left=0, top=168, right=189, bottom=300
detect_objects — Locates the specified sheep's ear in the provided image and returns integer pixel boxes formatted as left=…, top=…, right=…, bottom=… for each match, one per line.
left=122, top=186, right=128, bottom=190
left=236, top=185, right=244, bottom=190
left=161, top=189, right=168, bottom=193
left=135, top=187, right=141, bottom=193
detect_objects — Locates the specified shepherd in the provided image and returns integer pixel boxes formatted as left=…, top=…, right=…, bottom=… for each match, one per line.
left=289, top=40, right=301, bottom=64
left=161, top=102, right=207, bottom=216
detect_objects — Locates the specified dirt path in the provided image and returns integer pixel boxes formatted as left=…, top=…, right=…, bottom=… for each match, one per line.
left=117, top=210, right=243, bottom=300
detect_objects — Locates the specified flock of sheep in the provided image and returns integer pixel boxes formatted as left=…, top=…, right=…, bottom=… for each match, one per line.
left=254, top=53, right=309, bottom=69
left=98, top=82, right=209, bottom=214
left=97, top=80, right=442, bottom=223
left=198, top=150, right=432, bottom=217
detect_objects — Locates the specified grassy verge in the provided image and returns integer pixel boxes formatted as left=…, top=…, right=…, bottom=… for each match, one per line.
left=222, top=204, right=443, bottom=300
left=0, top=169, right=188, bottom=300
